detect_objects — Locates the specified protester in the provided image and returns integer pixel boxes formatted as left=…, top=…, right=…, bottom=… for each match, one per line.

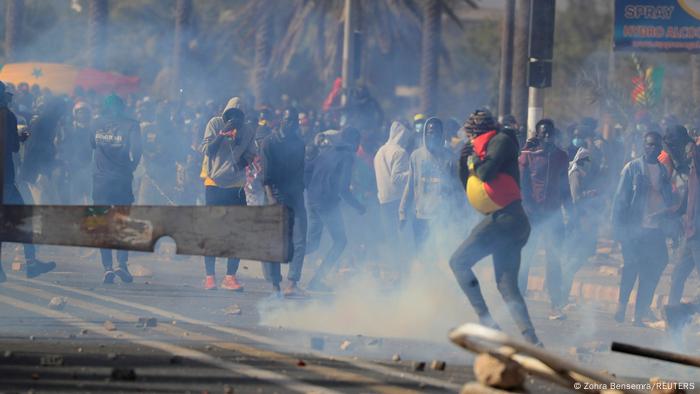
left=200, top=97, right=256, bottom=291
left=0, top=81, right=56, bottom=283
left=91, top=94, right=142, bottom=284
left=449, top=108, right=542, bottom=346
left=56, top=101, right=93, bottom=204
left=260, top=108, right=307, bottom=298
left=304, top=126, right=365, bottom=292
left=612, top=131, right=672, bottom=325
left=518, top=119, right=571, bottom=320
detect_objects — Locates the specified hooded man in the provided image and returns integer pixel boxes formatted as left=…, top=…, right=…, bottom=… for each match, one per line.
left=374, top=121, right=411, bottom=253
left=449, top=108, right=541, bottom=346
left=200, top=97, right=256, bottom=291
left=518, top=119, right=571, bottom=319
left=0, top=81, right=56, bottom=283
left=56, top=101, right=93, bottom=204
left=399, top=117, right=458, bottom=252
left=91, top=94, right=142, bottom=284
left=612, top=131, right=673, bottom=325
left=260, top=108, right=307, bottom=298
left=304, top=126, right=366, bottom=292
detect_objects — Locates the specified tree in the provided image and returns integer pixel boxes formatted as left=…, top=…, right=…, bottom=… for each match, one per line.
left=87, top=0, right=108, bottom=69
left=4, top=0, right=24, bottom=61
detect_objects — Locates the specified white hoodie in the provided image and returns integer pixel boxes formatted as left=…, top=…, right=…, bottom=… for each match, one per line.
left=374, top=121, right=411, bottom=204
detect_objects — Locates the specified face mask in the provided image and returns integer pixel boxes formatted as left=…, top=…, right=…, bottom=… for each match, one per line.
left=572, top=137, right=583, bottom=148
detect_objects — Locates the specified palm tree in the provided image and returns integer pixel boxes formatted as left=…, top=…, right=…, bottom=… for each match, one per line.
left=512, top=0, right=531, bottom=129
left=253, top=1, right=273, bottom=107
left=173, top=0, right=193, bottom=97
left=87, top=0, right=108, bottom=69
left=4, top=0, right=24, bottom=62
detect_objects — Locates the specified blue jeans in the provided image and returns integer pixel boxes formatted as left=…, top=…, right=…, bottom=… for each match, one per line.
left=204, top=186, right=246, bottom=276
left=262, top=196, right=307, bottom=284
left=3, top=183, right=36, bottom=261
left=92, top=181, right=134, bottom=271
left=306, top=204, right=347, bottom=283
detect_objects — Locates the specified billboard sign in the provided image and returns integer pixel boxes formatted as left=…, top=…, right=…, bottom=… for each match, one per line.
left=614, top=0, right=700, bottom=52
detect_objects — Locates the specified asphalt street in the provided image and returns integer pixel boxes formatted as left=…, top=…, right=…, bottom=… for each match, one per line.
left=0, top=244, right=699, bottom=393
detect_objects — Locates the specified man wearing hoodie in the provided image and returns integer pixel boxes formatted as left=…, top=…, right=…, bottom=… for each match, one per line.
left=200, top=98, right=256, bottom=291
left=449, top=109, right=541, bottom=346
left=518, top=119, right=571, bottom=319
left=0, top=81, right=56, bottom=283
left=304, top=126, right=365, bottom=292
left=612, top=131, right=672, bottom=325
left=374, top=121, right=411, bottom=255
left=57, top=101, right=93, bottom=204
left=91, top=94, right=142, bottom=284
left=399, top=117, right=457, bottom=252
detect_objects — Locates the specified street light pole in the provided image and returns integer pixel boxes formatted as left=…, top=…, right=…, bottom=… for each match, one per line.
left=341, top=0, right=357, bottom=107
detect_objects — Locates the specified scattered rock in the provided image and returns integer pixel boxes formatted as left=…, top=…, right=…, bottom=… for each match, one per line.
left=48, top=297, right=67, bottom=310
left=650, top=377, right=687, bottom=394
left=77, top=347, right=83, bottom=353
left=106, top=353, right=118, bottom=360
left=68, top=334, right=76, bottom=339
left=310, top=337, right=325, bottom=351
left=103, top=321, right=117, bottom=331
left=80, top=329, right=88, bottom=335
left=223, top=385, right=234, bottom=394
left=296, top=359, right=306, bottom=367
left=473, top=353, right=525, bottom=390
left=3, top=350, right=12, bottom=358
left=339, top=340, right=352, bottom=351
left=243, top=265, right=249, bottom=270
left=110, top=368, right=136, bottom=381
left=204, top=345, right=213, bottom=351
left=391, top=354, right=401, bottom=362
left=223, top=304, right=242, bottom=315
left=129, top=264, right=152, bottom=278
left=431, top=360, right=447, bottom=371
left=412, top=361, right=426, bottom=371
left=40, top=355, right=64, bottom=366
left=29, top=336, right=35, bottom=341
left=169, top=356, right=183, bottom=364
left=137, top=317, right=157, bottom=327
left=171, top=321, right=177, bottom=325
left=366, top=338, right=382, bottom=346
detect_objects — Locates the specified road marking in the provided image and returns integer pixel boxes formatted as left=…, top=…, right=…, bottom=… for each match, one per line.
left=0, top=292, right=341, bottom=394
left=5, top=281, right=422, bottom=394
left=11, top=275, right=462, bottom=391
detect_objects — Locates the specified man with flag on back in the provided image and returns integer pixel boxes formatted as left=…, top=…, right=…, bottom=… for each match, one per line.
left=448, top=108, right=542, bottom=346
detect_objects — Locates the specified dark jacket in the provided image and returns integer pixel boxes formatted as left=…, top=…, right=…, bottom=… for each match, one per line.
left=305, top=144, right=362, bottom=211
left=612, top=157, right=673, bottom=239
left=91, top=115, right=142, bottom=187
left=1, top=105, right=19, bottom=186
left=261, top=131, right=305, bottom=204
left=519, top=144, right=571, bottom=219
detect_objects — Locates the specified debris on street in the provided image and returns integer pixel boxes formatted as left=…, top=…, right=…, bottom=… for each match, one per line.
left=223, top=305, right=242, bottom=315
left=430, top=360, right=446, bottom=371
left=339, top=340, right=352, bottom=351
left=137, top=317, right=158, bottom=327
left=473, top=353, right=525, bottom=390
left=391, top=354, right=401, bottom=362
left=412, top=361, right=425, bottom=371
left=103, top=321, right=117, bottom=331
left=296, top=359, right=306, bottom=367
left=129, top=264, right=153, bottom=278
left=48, top=296, right=67, bottom=310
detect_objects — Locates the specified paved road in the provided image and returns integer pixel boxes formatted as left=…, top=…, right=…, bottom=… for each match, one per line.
left=0, top=245, right=699, bottom=393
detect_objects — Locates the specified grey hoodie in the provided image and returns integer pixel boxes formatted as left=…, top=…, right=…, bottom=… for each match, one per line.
left=200, top=98, right=256, bottom=188
left=399, top=117, right=457, bottom=220
left=374, top=121, right=411, bottom=204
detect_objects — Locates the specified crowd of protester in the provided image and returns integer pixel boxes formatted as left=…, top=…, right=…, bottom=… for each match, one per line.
left=1, top=78, right=700, bottom=344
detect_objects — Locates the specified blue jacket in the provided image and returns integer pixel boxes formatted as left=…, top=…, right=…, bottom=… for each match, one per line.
left=612, top=157, right=673, bottom=239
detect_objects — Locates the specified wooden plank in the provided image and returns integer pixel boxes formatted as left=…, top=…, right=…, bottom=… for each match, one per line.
left=0, top=204, right=291, bottom=262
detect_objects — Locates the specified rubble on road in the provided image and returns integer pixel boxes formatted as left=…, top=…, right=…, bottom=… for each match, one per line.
left=103, top=321, right=117, bottom=331
left=473, top=353, right=525, bottom=390
left=339, top=340, right=351, bottom=351
left=391, top=354, right=401, bottom=362
left=430, top=360, right=446, bottom=371
left=412, top=361, right=426, bottom=371
left=80, top=329, right=88, bottom=335
left=296, top=359, right=306, bottom=367
left=366, top=338, right=382, bottom=346
left=223, top=305, right=242, bottom=315
left=223, top=385, right=234, bottom=394
left=137, top=317, right=158, bottom=327
left=40, top=355, right=64, bottom=366
left=48, top=297, right=67, bottom=310
left=3, top=351, right=12, bottom=358
left=106, top=353, right=118, bottom=360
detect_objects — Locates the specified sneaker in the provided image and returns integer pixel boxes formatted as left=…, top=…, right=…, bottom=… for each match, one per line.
left=114, top=267, right=133, bottom=283
left=103, top=270, right=116, bottom=284
left=221, top=275, right=244, bottom=292
left=283, top=284, right=308, bottom=299
left=26, top=259, right=56, bottom=279
left=204, top=275, right=217, bottom=290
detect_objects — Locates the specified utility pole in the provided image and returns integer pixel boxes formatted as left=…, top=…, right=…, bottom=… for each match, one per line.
left=526, top=0, right=555, bottom=136
left=512, top=0, right=531, bottom=128
left=498, top=0, right=515, bottom=121
left=341, top=0, right=358, bottom=106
